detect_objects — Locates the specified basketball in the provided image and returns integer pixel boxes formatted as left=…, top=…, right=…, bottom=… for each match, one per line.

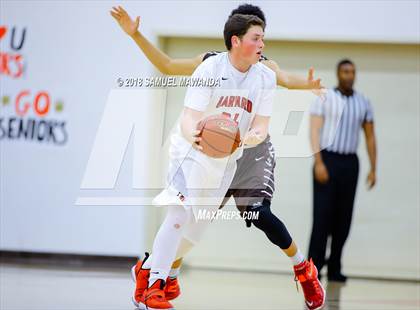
left=197, top=114, right=241, bottom=158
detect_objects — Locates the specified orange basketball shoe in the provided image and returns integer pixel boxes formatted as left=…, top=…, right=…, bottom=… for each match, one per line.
left=294, top=259, right=325, bottom=310
left=165, top=277, right=181, bottom=300
left=131, top=253, right=181, bottom=305
left=131, top=253, right=151, bottom=307
left=139, top=279, right=174, bottom=310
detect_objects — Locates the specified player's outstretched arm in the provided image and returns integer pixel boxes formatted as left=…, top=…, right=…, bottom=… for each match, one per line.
left=110, top=6, right=204, bottom=75
left=262, top=60, right=325, bottom=94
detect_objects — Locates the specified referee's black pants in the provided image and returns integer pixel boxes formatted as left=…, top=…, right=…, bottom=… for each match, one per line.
left=308, top=150, right=359, bottom=276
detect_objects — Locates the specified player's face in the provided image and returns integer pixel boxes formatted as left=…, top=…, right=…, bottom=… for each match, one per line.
left=338, top=64, right=356, bottom=90
left=238, top=25, right=265, bottom=64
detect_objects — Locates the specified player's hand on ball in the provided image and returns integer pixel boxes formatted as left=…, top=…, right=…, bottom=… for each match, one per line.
left=110, top=6, right=140, bottom=37
left=190, top=129, right=203, bottom=151
left=195, top=115, right=240, bottom=158
left=314, top=161, right=329, bottom=184
left=244, top=129, right=263, bottom=146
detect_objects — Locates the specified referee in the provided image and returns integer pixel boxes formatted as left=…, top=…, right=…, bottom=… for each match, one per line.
left=308, top=59, right=377, bottom=282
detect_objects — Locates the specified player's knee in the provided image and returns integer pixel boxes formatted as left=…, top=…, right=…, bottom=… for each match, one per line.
left=248, top=199, right=273, bottom=226
left=166, top=205, right=191, bottom=229
left=248, top=199, right=293, bottom=249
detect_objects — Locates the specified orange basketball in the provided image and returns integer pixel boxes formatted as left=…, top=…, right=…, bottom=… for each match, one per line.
left=197, top=114, right=241, bottom=158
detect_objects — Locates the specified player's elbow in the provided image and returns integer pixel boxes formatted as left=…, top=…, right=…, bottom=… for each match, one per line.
left=161, top=60, right=185, bottom=75
left=158, top=62, right=172, bottom=75
left=272, top=65, right=289, bottom=88
left=277, top=73, right=290, bottom=88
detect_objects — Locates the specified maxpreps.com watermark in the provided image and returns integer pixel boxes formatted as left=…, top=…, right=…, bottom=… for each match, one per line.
left=117, top=76, right=221, bottom=88
left=196, top=209, right=259, bottom=221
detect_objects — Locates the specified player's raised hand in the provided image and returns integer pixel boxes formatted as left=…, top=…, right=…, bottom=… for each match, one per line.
left=110, top=6, right=140, bottom=36
left=307, top=67, right=327, bottom=100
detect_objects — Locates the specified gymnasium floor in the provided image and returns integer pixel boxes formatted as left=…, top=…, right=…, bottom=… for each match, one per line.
left=1, top=262, right=419, bottom=310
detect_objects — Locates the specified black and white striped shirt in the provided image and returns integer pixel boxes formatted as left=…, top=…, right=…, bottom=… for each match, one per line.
left=310, top=88, right=374, bottom=155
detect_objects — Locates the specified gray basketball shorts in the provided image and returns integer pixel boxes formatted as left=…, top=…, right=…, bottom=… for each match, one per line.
left=222, top=135, right=276, bottom=211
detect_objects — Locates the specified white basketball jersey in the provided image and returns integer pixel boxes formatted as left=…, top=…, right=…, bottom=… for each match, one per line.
left=171, top=52, right=276, bottom=163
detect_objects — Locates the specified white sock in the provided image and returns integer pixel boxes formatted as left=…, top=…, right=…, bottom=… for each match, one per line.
left=175, top=238, right=194, bottom=259
left=148, top=205, right=190, bottom=287
left=142, top=254, right=152, bottom=269
left=144, top=236, right=193, bottom=273
left=168, top=238, right=194, bottom=279
left=169, top=267, right=180, bottom=279
left=149, top=268, right=169, bottom=286
left=290, top=249, right=305, bottom=266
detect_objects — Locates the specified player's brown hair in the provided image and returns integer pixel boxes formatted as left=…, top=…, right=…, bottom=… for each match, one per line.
left=224, top=14, right=265, bottom=51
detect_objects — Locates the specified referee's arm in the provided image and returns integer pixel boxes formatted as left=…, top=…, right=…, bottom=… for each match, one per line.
left=362, top=121, right=377, bottom=189
left=310, top=115, right=329, bottom=184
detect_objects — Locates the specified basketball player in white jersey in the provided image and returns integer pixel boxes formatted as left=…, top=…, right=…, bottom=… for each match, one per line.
left=111, top=4, right=326, bottom=310
left=135, top=14, right=275, bottom=310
